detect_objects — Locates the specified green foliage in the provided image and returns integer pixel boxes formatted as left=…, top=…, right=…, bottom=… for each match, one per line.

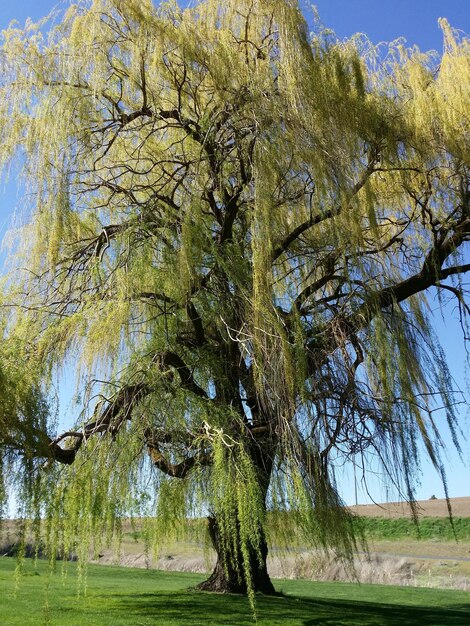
left=0, top=338, right=51, bottom=522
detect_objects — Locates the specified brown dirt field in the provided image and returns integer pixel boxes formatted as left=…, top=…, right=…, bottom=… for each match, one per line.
left=348, top=496, right=470, bottom=518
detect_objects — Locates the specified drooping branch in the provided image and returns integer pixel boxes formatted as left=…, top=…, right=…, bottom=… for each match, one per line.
left=436, top=263, right=470, bottom=281
left=48, top=439, right=77, bottom=465
left=21, top=347, right=210, bottom=468
left=272, top=212, right=331, bottom=262
left=83, top=382, right=150, bottom=436
left=294, top=255, right=337, bottom=311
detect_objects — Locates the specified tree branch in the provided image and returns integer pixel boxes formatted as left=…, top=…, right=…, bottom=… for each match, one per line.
left=353, top=218, right=470, bottom=325
left=146, top=440, right=211, bottom=478
left=305, top=218, right=470, bottom=365
left=272, top=150, right=380, bottom=262
left=39, top=382, right=152, bottom=465
left=154, top=351, right=208, bottom=398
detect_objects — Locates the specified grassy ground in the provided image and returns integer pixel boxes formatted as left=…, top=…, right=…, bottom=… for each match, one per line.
left=1, top=557, right=469, bottom=626
left=354, top=516, right=470, bottom=541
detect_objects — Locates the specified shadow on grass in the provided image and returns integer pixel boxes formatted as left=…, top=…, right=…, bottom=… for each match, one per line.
left=106, top=590, right=470, bottom=625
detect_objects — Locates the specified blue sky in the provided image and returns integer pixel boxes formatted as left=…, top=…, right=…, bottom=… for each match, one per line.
left=313, top=0, right=469, bottom=51
left=1, top=1, right=469, bottom=505
left=1, top=0, right=469, bottom=50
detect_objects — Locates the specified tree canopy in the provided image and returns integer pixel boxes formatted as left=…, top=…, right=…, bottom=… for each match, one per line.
left=0, top=0, right=468, bottom=599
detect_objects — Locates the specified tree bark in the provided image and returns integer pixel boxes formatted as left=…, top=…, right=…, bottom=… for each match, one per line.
left=197, top=433, right=277, bottom=595
left=196, top=515, right=276, bottom=595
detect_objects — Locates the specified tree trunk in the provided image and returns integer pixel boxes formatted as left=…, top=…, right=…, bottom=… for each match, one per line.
left=197, top=432, right=277, bottom=595
left=196, top=515, right=276, bottom=595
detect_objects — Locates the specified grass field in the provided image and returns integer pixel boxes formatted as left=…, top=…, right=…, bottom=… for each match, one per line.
left=354, top=516, right=470, bottom=541
left=1, top=557, right=469, bottom=626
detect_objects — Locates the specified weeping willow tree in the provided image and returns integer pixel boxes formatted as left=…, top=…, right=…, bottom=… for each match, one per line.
left=0, top=0, right=469, bottom=597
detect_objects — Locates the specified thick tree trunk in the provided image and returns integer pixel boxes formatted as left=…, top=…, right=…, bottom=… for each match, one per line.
left=197, top=432, right=277, bottom=595
left=196, top=516, right=276, bottom=595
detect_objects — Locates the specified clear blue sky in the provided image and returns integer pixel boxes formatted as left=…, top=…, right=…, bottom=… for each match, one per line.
left=1, top=1, right=469, bottom=505
left=1, top=0, right=469, bottom=49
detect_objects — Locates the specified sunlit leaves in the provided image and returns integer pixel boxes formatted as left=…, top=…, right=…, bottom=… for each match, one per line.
left=0, top=0, right=468, bottom=599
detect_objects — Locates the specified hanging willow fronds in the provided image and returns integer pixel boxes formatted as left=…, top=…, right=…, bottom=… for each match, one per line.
left=0, top=0, right=468, bottom=599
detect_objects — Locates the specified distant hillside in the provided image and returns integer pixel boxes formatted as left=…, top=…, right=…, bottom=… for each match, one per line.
left=348, top=496, right=470, bottom=518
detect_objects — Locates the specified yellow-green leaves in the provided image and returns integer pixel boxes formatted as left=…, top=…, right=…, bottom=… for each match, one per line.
left=0, top=0, right=468, bottom=603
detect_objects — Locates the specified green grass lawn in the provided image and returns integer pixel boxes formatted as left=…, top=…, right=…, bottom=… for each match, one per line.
left=1, top=557, right=469, bottom=625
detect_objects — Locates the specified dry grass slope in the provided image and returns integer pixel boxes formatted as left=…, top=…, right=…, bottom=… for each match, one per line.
left=348, top=496, right=470, bottom=518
